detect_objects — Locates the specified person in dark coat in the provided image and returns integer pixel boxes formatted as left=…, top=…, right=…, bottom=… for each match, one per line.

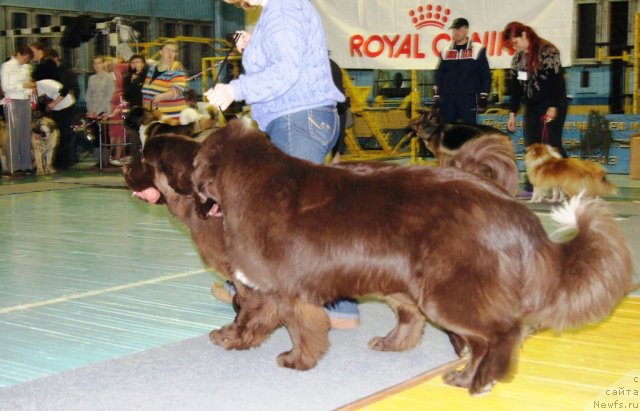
left=434, top=18, right=492, bottom=124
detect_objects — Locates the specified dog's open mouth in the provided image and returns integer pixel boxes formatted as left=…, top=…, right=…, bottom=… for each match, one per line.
left=204, top=198, right=223, bottom=218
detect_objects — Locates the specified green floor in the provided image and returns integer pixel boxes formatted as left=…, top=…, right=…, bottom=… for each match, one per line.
left=0, top=160, right=638, bottom=388
left=0, top=165, right=236, bottom=387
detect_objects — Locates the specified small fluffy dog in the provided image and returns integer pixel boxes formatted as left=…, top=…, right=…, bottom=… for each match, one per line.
left=524, top=143, right=616, bottom=203
left=31, top=116, right=60, bottom=176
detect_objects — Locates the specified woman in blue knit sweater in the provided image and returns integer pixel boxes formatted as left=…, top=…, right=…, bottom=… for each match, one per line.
left=207, top=0, right=358, bottom=329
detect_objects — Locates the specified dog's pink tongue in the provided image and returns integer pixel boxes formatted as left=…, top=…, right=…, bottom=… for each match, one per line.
left=133, top=187, right=161, bottom=204
left=208, top=203, right=223, bottom=218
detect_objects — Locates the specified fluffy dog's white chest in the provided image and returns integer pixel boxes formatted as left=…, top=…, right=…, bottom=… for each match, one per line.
left=234, top=270, right=261, bottom=290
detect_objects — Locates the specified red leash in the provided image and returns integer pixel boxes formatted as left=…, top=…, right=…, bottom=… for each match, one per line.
left=540, top=115, right=550, bottom=144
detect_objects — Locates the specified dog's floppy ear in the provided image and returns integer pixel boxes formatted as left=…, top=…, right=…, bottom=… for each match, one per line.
left=155, top=135, right=200, bottom=195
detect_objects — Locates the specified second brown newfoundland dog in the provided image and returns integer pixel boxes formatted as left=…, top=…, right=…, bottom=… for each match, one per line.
left=192, top=119, right=632, bottom=395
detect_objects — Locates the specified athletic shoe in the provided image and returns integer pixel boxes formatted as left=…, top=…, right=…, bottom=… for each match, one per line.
left=324, top=299, right=360, bottom=329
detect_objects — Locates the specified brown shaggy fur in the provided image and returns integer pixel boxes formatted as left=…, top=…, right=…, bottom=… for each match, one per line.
left=524, top=143, right=616, bottom=203
left=445, top=134, right=519, bottom=196
left=192, top=120, right=632, bottom=395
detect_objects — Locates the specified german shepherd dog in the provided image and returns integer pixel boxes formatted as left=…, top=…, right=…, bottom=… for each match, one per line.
left=408, top=109, right=519, bottom=195
left=408, top=109, right=511, bottom=163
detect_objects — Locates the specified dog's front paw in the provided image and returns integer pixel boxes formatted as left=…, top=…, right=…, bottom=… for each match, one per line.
left=276, top=350, right=318, bottom=370
left=368, top=336, right=407, bottom=351
left=209, top=325, right=243, bottom=349
left=209, top=324, right=267, bottom=350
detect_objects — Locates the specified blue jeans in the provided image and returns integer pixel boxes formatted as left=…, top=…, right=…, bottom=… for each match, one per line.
left=265, top=106, right=339, bottom=165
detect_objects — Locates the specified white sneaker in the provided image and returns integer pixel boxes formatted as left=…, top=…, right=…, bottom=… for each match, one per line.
left=109, top=158, right=123, bottom=166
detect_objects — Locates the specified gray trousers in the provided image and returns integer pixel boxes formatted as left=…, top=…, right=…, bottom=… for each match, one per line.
left=3, top=99, right=32, bottom=172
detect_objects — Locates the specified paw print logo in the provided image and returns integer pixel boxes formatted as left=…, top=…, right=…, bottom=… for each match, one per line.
left=408, top=4, right=451, bottom=29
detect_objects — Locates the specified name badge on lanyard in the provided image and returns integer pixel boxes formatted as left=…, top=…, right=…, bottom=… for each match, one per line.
left=517, top=71, right=528, bottom=81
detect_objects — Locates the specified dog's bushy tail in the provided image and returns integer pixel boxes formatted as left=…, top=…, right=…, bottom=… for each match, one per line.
left=446, top=133, right=519, bottom=195
left=525, top=194, right=632, bottom=331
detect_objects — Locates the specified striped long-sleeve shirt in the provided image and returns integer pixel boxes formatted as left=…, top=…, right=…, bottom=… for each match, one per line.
left=142, top=61, right=187, bottom=119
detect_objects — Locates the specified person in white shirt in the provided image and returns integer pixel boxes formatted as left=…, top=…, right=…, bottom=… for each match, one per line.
left=1, top=45, right=35, bottom=175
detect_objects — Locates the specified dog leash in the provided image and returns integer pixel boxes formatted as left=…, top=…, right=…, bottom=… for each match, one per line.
left=213, top=32, right=242, bottom=85
left=540, top=115, right=550, bottom=144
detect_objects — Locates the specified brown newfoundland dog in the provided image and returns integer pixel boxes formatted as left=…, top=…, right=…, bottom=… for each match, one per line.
left=123, top=134, right=283, bottom=349
left=123, top=130, right=517, bottom=354
left=192, top=119, right=632, bottom=395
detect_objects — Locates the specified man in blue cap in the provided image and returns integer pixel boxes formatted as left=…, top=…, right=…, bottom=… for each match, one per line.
left=434, top=17, right=491, bottom=124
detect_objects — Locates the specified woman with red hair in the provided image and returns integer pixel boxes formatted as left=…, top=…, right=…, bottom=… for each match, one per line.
left=503, top=21, right=568, bottom=194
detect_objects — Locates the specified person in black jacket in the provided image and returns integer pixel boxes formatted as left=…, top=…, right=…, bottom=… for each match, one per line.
left=123, top=54, right=148, bottom=108
left=30, top=42, right=59, bottom=83
left=434, top=18, right=491, bottom=124
left=30, top=43, right=78, bottom=169
left=503, top=21, right=567, bottom=158
left=503, top=21, right=568, bottom=198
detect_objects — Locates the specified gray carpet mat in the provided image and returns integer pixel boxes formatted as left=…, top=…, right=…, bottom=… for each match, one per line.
left=0, top=302, right=456, bottom=411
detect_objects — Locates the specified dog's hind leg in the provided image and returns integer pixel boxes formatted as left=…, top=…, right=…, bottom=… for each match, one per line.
left=442, top=334, right=489, bottom=391
left=550, top=187, right=566, bottom=203
left=278, top=300, right=330, bottom=370
left=369, top=292, right=425, bottom=351
left=468, top=322, right=522, bottom=395
left=529, top=186, right=545, bottom=203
